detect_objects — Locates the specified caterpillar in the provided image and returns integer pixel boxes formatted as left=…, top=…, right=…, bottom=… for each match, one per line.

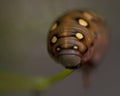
left=47, top=10, right=109, bottom=86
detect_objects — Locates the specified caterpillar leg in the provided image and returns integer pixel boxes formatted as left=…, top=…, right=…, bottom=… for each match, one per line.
left=81, top=61, right=94, bottom=88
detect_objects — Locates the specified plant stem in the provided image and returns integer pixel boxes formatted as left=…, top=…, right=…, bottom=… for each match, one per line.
left=49, top=69, right=74, bottom=85
left=0, top=69, right=74, bottom=91
left=34, top=69, right=74, bottom=91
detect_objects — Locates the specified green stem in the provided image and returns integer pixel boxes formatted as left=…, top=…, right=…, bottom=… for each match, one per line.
left=0, top=69, right=74, bottom=91
left=34, top=69, right=74, bottom=91
left=49, top=69, right=74, bottom=85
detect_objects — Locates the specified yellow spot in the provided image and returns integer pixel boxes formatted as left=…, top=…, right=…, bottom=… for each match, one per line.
left=56, top=47, right=61, bottom=51
left=79, top=19, right=88, bottom=27
left=76, top=33, right=84, bottom=40
left=51, top=36, right=57, bottom=43
left=73, top=46, right=78, bottom=50
left=50, top=23, right=57, bottom=31
left=83, top=12, right=93, bottom=20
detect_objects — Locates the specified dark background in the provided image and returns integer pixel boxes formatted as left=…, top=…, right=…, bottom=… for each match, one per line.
left=0, top=0, right=120, bottom=96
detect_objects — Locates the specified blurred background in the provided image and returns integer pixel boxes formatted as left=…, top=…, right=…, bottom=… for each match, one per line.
left=0, top=0, right=120, bottom=96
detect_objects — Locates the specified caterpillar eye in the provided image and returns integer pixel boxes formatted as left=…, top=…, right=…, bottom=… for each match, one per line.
left=50, top=22, right=58, bottom=31
left=75, top=32, right=84, bottom=40
left=78, top=18, right=89, bottom=27
left=51, top=36, right=58, bottom=44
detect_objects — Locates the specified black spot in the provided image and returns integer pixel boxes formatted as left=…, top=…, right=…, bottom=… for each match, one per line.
left=83, top=47, right=88, bottom=54
left=91, top=42, right=94, bottom=46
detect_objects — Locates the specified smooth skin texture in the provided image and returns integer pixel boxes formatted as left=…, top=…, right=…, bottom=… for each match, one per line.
left=47, top=10, right=109, bottom=86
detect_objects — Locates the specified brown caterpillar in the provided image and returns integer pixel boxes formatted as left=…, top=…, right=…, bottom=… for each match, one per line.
left=47, top=10, right=109, bottom=86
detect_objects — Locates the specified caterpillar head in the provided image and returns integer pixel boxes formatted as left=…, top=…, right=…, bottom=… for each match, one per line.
left=47, top=10, right=102, bottom=69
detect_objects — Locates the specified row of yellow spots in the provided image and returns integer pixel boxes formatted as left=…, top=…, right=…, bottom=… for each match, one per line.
left=51, top=32, right=84, bottom=44
left=51, top=32, right=83, bottom=52
left=56, top=45, right=79, bottom=52
left=50, top=18, right=89, bottom=31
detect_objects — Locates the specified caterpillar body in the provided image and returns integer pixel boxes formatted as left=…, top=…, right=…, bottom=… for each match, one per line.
left=47, top=10, right=109, bottom=86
